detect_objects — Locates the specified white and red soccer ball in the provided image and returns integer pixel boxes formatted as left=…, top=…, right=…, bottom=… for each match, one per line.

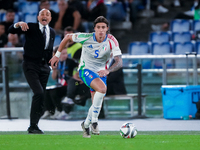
left=120, top=122, right=137, bottom=139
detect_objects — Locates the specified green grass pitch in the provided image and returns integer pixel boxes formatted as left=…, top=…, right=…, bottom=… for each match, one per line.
left=0, top=131, right=200, bottom=150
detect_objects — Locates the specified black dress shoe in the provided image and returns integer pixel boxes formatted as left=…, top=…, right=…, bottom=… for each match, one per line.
left=27, top=125, right=44, bottom=134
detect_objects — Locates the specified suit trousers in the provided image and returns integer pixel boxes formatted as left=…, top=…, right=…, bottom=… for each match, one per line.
left=44, top=85, right=67, bottom=112
left=23, top=61, right=50, bottom=125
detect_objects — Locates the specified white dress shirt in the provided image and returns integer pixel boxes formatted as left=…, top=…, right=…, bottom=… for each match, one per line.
left=39, top=22, right=50, bottom=49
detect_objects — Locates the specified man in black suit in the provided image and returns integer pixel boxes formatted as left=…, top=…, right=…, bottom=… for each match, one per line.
left=8, top=9, right=55, bottom=134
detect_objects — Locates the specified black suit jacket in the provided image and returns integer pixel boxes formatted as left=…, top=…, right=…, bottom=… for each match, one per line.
left=8, top=23, right=55, bottom=63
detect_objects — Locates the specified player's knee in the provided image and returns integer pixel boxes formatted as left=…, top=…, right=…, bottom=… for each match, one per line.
left=98, top=86, right=107, bottom=94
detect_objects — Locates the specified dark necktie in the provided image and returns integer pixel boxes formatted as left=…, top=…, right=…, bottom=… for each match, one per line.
left=43, top=26, right=46, bottom=44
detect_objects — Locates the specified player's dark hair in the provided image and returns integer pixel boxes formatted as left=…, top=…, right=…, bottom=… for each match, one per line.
left=93, top=16, right=109, bottom=27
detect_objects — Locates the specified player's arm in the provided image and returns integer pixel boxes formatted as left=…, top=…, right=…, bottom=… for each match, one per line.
left=49, top=34, right=73, bottom=67
left=98, top=55, right=122, bottom=77
left=107, top=55, right=122, bottom=73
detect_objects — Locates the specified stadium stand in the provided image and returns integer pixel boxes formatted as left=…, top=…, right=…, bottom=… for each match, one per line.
left=173, top=41, right=194, bottom=54
left=171, top=31, right=192, bottom=43
left=23, top=13, right=37, bottom=23
left=128, top=42, right=151, bottom=69
left=105, top=1, right=132, bottom=30
left=128, top=42, right=150, bottom=55
left=170, top=19, right=192, bottom=32
left=18, top=1, right=39, bottom=14
left=151, top=42, right=173, bottom=68
left=173, top=41, right=194, bottom=68
left=151, top=42, right=173, bottom=55
left=195, top=41, right=200, bottom=54
left=149, top=31, right=171, bottom=43
left=192, top=20, right=200, bottom=32
left=106, top=2, right=126, bottom=21
left=49, top=1, right=59, bottom=13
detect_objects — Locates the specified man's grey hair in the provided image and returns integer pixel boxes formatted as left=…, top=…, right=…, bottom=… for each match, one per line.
left=39, top=8, right=51, bottom=15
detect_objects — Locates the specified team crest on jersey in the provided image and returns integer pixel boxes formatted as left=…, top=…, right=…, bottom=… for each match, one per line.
left=88, top=45, right=93, bottom=48
left=102, top=44, right=107, bottom=51
left=89, top=75, right=93, bottom=79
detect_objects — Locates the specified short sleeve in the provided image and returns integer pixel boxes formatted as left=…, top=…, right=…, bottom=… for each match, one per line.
left=108, top=34, right=122, bottom=56
left=72, top=33, right=93, bottom=44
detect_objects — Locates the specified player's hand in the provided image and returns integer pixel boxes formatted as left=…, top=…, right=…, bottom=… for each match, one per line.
left=97, top=70, right=109, bottom=77
left=18, top=22, right=29, bottom=31
left=49, top=56, right=59, bottom=68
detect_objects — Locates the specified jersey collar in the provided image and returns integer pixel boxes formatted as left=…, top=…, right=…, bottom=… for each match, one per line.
left=93, top=33, right=107, bottom=42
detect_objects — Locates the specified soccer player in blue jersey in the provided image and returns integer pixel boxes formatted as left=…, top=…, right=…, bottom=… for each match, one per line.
left=49, top=16, right=123, bottom=138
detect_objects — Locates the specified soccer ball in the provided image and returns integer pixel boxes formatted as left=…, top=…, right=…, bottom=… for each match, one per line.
left=120, top=122, right=137, bottom=138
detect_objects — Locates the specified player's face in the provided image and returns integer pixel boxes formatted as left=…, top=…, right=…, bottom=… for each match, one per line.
left=94, top=23, right=108, bottom=40
left=37, top=9, right=52, bottom=26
